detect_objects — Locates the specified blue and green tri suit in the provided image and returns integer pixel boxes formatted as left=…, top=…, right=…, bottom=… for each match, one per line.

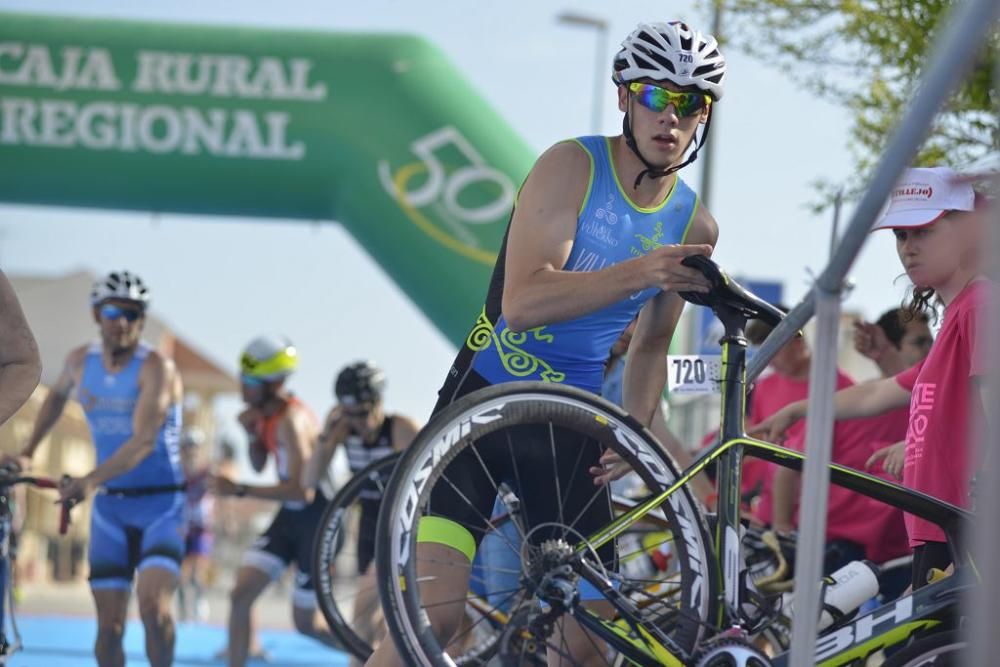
left=428, top=136, right=702, bottom=577
left=448, top=135, right=699, bottom=399
left=78, top=342, right=185, bottom=589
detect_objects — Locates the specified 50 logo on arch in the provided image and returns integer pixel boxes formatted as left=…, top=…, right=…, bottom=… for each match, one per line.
left=378, top=126, right=515, bottom=266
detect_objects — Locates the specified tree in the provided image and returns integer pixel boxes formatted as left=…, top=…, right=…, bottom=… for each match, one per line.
left=716, top=0, right=997, bottom=207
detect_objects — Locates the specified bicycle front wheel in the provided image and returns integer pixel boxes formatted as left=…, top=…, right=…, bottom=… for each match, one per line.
left=376, top=382, right=719, bottom=667
left=313, top=452, right=400, bottom=660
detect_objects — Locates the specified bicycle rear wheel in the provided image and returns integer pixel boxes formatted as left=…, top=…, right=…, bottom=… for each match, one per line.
left=376, top=382, right=719, bottom=667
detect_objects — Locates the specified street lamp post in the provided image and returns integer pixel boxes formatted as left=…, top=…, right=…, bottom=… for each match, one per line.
left=699, top=0, right=724, bottom=209
left=557, top=11, right=609, bottom=135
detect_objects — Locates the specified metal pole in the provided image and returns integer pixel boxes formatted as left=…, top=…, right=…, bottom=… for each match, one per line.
left=747, top=296, right=815, bottom=382
left=829, top=188, right=843, bottom=259
left=965, top=74, right=1000, bottom=664
left=786, top=1, right=999, bottom=663
left=699, top=0, right=724, bottom=209
left=787, top=288, right=841, bottom=665
left=556, top=12, right=609, bottom=136
left=592, top=25, right=608, bottom=134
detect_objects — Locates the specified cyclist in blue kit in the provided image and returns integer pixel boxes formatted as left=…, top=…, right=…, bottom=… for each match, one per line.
left=14, top=271, right=184, bottom=667
left=366, top=20, right=725, bottom=667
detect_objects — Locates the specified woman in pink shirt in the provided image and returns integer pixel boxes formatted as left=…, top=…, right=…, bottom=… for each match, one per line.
left=752, top=166, right=991, bottom=589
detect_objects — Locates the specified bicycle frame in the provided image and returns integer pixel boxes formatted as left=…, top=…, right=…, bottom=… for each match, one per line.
left=564, top=300, right=973, bottom=665
left=0, top=498, right=13, bottom=662
left=0, top=473, right=71, bottom=664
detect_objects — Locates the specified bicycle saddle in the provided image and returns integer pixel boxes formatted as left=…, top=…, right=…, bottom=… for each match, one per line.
left=678, top=255, right=785, bottom=327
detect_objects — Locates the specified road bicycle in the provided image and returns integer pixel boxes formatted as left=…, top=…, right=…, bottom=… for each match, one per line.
left=0, top=465, right=73, bottom=664
left=373, top=255, right=971, bottom=666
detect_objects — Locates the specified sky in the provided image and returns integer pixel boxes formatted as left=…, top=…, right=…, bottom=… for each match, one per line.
left=0, top=0, right=919, bottom=438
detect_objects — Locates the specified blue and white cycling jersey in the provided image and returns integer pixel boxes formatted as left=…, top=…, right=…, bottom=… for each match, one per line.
left=78, top=342, right=185, bottom=589
left=78, top=342, right=183, bottom=490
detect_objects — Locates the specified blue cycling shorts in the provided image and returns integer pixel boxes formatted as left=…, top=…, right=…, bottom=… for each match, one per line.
left=88, top=492, right=185, bottom=590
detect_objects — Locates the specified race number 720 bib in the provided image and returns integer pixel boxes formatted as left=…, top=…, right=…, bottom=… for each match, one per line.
left=666, top=355, right=722, bottom=394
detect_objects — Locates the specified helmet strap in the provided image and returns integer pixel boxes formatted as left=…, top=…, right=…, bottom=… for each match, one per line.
left=622, top=98, right=714, bottom=189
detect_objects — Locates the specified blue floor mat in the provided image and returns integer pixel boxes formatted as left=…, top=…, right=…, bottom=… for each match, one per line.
left=9, top=615, right=349, bottom=666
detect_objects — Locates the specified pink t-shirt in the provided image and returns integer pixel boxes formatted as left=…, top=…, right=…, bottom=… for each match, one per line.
left=749, top=369, right=853, bottom=523
left=785, top=409, right=911, bottom=563
left=895, top=281, right=989, bottom=546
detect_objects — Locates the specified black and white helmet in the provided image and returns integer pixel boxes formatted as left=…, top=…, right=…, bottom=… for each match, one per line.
left=613, top=21, right=726, bottom=101
left=90, top=270, right=151, bottom=306
left=335, top=361, right=386, bottom=406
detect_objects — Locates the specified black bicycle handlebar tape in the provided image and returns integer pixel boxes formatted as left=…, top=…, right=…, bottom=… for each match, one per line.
left=679, top=255, right=785, bottom=327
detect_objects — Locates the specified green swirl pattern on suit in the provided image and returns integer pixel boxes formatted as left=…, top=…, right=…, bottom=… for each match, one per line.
left=466, top=307, right=566, bottom=383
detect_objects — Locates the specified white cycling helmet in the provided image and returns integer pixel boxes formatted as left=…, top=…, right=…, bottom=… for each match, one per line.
left=612, top=21, right=726, bottom=101
left=90, top=270, right=151, bottom=306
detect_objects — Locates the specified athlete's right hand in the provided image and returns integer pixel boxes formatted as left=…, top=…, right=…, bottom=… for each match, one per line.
left=589, top=449, right=631, bottom=486
left=747, top=403, right=805, bottom=444
left=0, top=453, right=30, bottom=473
left=640, top=244, right=714, bottom=293
left=320, top=406, right=349, bottom=444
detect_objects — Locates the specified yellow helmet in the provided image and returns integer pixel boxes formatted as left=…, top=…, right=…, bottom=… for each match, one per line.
left=240, top=335, right=298, bottom=381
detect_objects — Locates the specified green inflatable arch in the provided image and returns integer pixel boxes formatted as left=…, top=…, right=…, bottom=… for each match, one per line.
left=0, top=12, right=536, bottom=343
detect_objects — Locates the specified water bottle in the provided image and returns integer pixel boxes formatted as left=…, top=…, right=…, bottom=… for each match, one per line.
left=816, top=560, right=881, bottom=631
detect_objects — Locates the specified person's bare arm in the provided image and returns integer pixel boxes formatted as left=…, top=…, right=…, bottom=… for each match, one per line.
left=84, top=354, right=178, bottom=488
left=749, top=376, right=911, bottom=443
left=501, top=142, right=712, bottom=332
left=622, top=206, right=718, bottom=427
left=236, top=407, right=268, bottom=473
left=390, top=415, right=421, bottom=451
left=853, top=320, right=906, bottom=377
left=770, top=466, right=800, bottom=533
left=648, top=403, right=715, bottom=504
left=591, top=208, right=718, bottom=486
left=301, top=406, right=347, bottom=489
left=0, top=272, right=41, bottom=427
left=19, top=347, right=86, bottom=460
left=226, top=406, right=316, bottom=503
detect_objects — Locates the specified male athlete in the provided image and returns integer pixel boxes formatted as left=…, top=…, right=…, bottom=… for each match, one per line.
left=367, top=21, right=725, bottom=666
left=17, top=271, right=184, bottom=667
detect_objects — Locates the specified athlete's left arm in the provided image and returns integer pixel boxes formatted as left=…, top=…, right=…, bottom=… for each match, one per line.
left=593, top=211, right=717, bottom=487
left=622, top=205, right=718, bottom=427
left=391, top=415, right=422, bottom=451
left=85, top=353, right=180, bottom=490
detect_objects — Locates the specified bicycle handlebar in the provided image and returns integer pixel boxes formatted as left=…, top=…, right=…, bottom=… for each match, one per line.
left=0, top=469, right=75, bottom=536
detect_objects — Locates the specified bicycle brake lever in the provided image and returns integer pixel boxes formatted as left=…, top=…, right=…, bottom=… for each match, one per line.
left=59, top=498, right=75, bottom=536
